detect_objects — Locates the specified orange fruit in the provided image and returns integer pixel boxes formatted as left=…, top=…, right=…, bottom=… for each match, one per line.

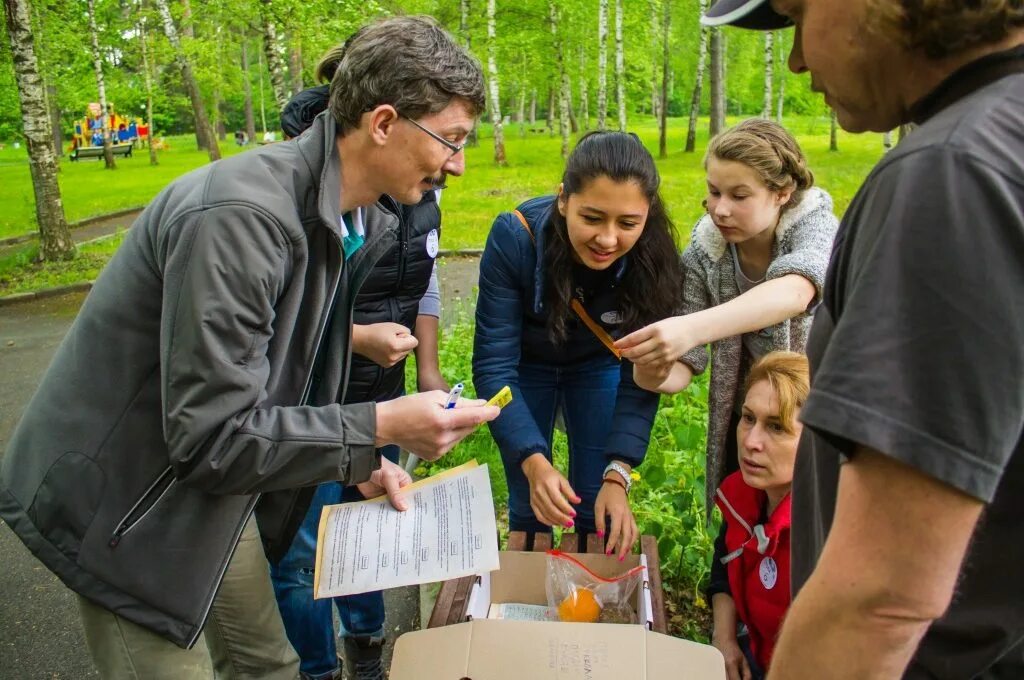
left=557, top=587, right=602, bottom=623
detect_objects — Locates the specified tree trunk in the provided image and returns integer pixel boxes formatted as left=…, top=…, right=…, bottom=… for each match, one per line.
left=547, top=86, right=555, bottom=135
left=181, top=0, right=194, bottom=39
left=658, top=0, right=670, bottom=158
left=685, top=0, right=708, bottom=153
left=155, top=0, right=220, bottom=161
left=615, top=0, right=626, bottom=131
left=518, top=82, right=526, bottom=137
left=578, top=46, right=589, bottom=131
left=259, top=0, right=290, bottom=113
left=549, top=0, right=571, bottom=158
left=87, top=0, right=116, bottom=169
left=47, top=84, right=62, bottom=157
left=566, top=78, right=578, bottom=134
left=3, top=0, right=73, bottom=260
left=241, top=41, right=257, bottom=145
left=650, top=0, right=659, bottom=118
left=829, top=108, right=838, bottom=151
left=709, top=28, right=725, bottom=136
left=762, top=31, right=773, bottom=118
left=257, top=46, right=268, bottom=135
left=139, top=19, right=159, bottom=165
left=530, top=89, right=537, bottom=125
left=486, top=0, right=506, bottom=164
left=289, top=39, right=302, bottom=95
left=597, top=0, right=608, bottom=130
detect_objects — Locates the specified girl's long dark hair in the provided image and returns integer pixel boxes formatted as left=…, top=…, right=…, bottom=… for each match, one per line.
left=544, top=131, right=683, bottom=344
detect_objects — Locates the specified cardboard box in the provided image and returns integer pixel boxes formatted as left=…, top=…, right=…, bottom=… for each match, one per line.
left=465, top=551, right=653, bottom=627
left=391, top=551, right=726, bottom=679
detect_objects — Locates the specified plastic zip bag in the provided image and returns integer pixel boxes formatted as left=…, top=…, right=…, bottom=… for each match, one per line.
left=545, top=549, right=645, bottom=624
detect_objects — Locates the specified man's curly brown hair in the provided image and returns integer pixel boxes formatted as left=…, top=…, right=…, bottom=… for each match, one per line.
left=869, top=0, right=1024, bottom=59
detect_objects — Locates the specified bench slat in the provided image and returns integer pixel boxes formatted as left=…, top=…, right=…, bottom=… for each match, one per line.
left=532, top=533, right=552, bottom=552
left=586, top=533, right=605, bottom=554
left=559, top=533, right=578, bottom=553
left=506, top=531, right=527, bottom=551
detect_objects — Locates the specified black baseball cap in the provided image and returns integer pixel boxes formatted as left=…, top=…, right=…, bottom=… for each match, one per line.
left=702, top=0, right=792, bottom=30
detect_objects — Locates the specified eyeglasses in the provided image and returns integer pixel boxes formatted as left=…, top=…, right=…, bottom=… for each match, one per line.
left=402, top=116, right=465, bottom=158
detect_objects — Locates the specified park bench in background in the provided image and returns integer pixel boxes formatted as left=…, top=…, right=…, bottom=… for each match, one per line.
left=428, top=529, right=667, bottom=632
left=70, top=143, right=133, bottom=161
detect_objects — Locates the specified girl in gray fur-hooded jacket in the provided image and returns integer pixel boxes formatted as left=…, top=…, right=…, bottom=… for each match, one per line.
left=614, top=119, right=839, bottom=517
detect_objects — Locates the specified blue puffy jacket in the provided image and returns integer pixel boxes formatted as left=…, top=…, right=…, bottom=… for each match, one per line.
left=472, top=195, right=659, bottom=469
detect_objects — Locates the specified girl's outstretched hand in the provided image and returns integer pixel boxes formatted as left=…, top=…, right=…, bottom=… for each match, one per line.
left=615, top=317, right=696, bottom=365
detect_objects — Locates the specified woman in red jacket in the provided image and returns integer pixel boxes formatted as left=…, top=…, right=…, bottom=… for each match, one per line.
left=708, top=350, right=809, bottom=680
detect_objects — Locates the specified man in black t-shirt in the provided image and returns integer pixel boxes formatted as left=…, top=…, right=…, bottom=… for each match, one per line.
left=702, top=1, right=1024, bottom=678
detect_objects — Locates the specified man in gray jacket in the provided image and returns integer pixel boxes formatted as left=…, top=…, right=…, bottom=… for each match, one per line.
left=0, top=16, right=497, bottom=679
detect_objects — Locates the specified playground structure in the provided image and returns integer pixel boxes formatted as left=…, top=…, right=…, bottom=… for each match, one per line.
left=70, top=102, right=149, bottom=152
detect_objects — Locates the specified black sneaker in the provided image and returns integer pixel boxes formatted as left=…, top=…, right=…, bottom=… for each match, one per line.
left=342, top=634, right=386, bottom=680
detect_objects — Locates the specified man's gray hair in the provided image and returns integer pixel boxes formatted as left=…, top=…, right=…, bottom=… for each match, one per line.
left=327, top=16, right=485, bottom=133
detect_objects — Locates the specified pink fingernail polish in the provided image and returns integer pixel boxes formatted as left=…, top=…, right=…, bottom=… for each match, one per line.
left=606, top=549, right=612, bottom=556
left=618, top=556, right=625, bottom=562
left=566, top=520, right=574, bottom=528
left=596, top=530, right=604, bottom=538
left=570, top=510, right=577, bottom=517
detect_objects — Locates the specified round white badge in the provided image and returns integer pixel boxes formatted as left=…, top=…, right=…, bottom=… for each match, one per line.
left=425, top=229, right=439, bottom=259
left=759, top=556, right=778, bottom=590
left=600, top=310, right=623, bottom=325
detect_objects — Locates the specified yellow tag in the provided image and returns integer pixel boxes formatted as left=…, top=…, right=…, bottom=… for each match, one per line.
left=485, top=385, right=513, bottom=409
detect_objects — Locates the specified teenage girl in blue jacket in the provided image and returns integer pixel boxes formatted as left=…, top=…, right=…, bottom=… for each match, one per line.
left=473, top=131, right=684, bottom=558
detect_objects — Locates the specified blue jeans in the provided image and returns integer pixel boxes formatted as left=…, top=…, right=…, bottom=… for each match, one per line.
left=502, top=357, right=621, bottom=535
left=270, top=445, right=399, bottom=680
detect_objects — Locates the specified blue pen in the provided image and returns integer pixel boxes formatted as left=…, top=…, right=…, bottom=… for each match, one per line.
left=444, top=383, right=464, bottom=409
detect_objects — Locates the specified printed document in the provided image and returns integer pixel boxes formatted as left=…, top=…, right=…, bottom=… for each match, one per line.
left=313, top=461, right=499, bottom=598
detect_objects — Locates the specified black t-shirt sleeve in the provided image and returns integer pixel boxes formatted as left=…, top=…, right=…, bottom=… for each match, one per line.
left=706, top=519, right=731, bottom=598
left=800, top=147, right=1024, bottom=502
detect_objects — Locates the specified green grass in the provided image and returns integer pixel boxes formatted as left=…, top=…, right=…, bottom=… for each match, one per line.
left=0, top=135, right=249, bottom=239
left=0, top=232, right=125, bottom=295
left=0, top=114, right=885, bottom=295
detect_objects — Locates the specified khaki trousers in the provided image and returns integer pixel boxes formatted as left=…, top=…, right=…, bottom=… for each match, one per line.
left=78, top=518, right=300, bottom=679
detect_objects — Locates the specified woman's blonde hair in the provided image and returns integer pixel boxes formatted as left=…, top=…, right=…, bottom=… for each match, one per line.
left=744, top=351, right=810, bottom=434
left=705, top=118, right=815, bottom=212
left=868, top=0, right=1024, bottom=59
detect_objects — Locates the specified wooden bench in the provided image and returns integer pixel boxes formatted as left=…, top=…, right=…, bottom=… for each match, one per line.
left=70, top=143, right=133, bottom=161
left=427, top=530, right=667, bottom=633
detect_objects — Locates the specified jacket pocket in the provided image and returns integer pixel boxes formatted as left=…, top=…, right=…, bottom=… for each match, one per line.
left=108, top=466, right=176, bottom=547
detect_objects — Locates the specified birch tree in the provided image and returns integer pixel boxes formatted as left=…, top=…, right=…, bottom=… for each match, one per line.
left=486, top=0, right=506, bottom=164
left=155, top=0, right=220, bottom=160
left=241, top=40, right=257, bottom=145
left=614, top=0, right=625, bottom=131
left=86, top=0, right=115, bottom=169
left=549, top=0, right=571, bottom=158
left=709, top=27, right=725, bottom=136
left=3, top=0, right=74, bottom=260
left=762, top=31, right=773, bottom=118
left=138, top=17, right=158, bottom=165
left=259, top=0, right=290, bottom=113
left=658, top=0, right=669, bottom=158
left=685, top=0, right=708, bottom=153
left=578, top=46, right=589, bottom=130
left=289, top=39, right=302, bottom=95
left=596, top=0, right=608, bottom=130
